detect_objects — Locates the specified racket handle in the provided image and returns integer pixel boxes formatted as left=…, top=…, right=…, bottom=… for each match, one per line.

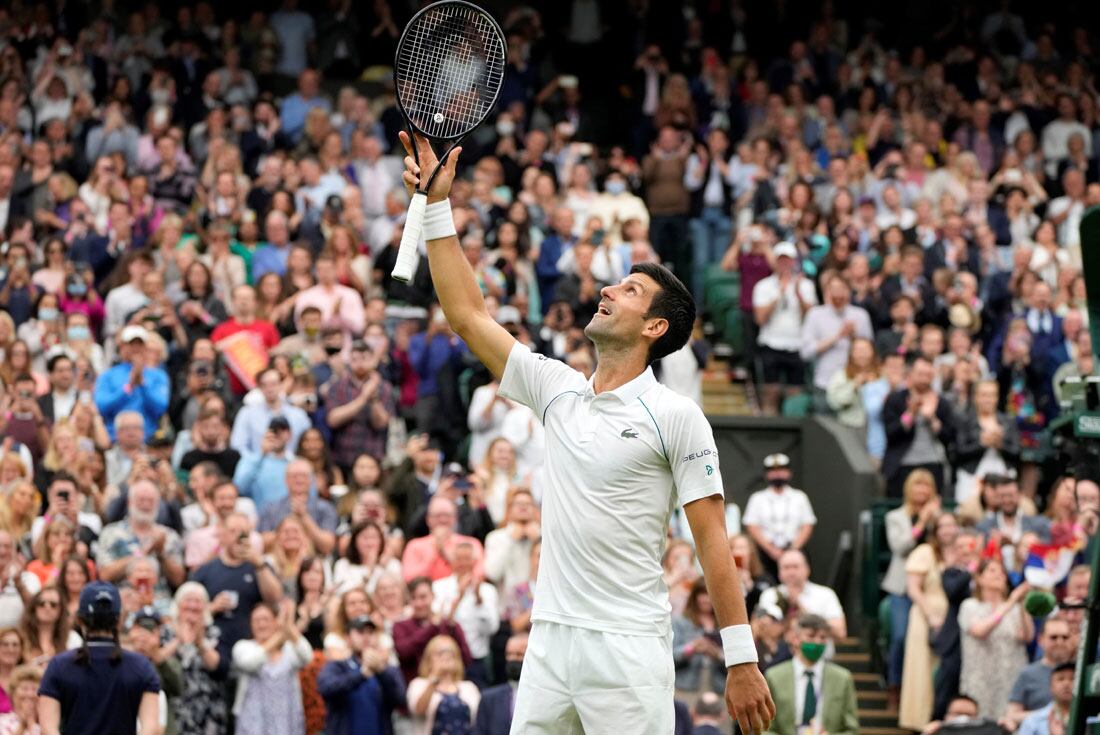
left=392, top=191, right=427, bottom=283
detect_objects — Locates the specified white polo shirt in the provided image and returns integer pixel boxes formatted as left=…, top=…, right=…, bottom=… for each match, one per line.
left=752, top=275, right=817, bottom=352
left=499, top=343, right=725, bottom=637
left=742, top=486, right=817, bottom=549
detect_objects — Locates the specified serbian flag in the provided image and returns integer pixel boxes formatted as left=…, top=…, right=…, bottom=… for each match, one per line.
left=1023, top=530, right=1084, bottom=589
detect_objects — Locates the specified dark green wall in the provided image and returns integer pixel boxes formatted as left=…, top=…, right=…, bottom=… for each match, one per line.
left=711, top=415, right=880, bottom=629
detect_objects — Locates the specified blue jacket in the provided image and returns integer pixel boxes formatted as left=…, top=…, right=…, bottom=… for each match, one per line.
left=473, top=683, right=514, bottom=735
left=316, top=658, right=404, bottom=735
left=408, top=332, right=466, bottom=398
left=535, top=233, right=574, bottom=311
left=231, top=451, right=291, bottom=513
left=94, top=362, right=170, bottom=441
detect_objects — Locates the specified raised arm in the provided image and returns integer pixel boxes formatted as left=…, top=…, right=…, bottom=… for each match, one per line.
left=399, top=131, right=515, bottom=379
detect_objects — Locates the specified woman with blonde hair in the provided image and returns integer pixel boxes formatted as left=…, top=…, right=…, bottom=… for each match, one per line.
left=728, top=533, right=773, bottom=615
left=265, top=516, right=316, bottom=599
left=826, top=337, right=883, bottom=447
left=37, top=421, right=86, bottom=488
left=882, top=469, right=940, bottom=705
left=322, top=225, right=370, bottom=294
left=406, top=634, right=480, bottom=735
left=662, top=539, right=699, bottom=618
left=474, top=437, right=528, bottom=526
left=898, top=510, right=959, bottom=730
left=0, top=480, right=38, bottom=542
left=27, top=517, right=77, bottom=585
left=0, top=627, right=26, bottom=712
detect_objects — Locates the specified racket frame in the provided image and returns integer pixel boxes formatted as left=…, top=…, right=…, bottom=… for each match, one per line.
left=390, top=0, right=507, bottom=283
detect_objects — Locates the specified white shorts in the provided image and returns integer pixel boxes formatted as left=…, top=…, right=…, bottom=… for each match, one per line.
left=510, top=620, right=675, bottom=735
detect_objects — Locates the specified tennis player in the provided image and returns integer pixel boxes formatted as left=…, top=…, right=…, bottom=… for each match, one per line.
left=398, top=131, right=775, bottom=735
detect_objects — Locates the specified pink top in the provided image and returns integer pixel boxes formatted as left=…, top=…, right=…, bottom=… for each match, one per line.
left=401, top=534, right=485, bottom=582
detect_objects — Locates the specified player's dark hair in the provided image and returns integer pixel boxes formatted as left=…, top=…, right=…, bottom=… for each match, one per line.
left=74, top=612, right=122, bottom=666
left=630, top=263, right=695, bottom=365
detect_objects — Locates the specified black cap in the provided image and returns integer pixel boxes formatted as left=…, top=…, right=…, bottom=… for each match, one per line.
left=348, top=615, right=376, bottom=631
left=269, top=416, right=291, bottom=432
left=1053, top=661, right=1076, bottom=675
left=129, top=605, right=161, bottom=631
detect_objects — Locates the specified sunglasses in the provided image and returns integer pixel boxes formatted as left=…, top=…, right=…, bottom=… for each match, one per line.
left=37, top=600, right=60, bottom=609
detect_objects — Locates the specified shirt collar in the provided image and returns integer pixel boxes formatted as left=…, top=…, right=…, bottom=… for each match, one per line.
left=583, top=366, right=657, bottom=404
left=793, top=655, right=825, bottom=680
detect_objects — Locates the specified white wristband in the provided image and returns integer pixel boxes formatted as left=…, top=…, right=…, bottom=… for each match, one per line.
left=422, top=199, right=456, bottom=241
left=720, top=624, right=759, bottom=667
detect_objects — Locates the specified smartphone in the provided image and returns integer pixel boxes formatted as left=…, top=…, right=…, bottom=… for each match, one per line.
left=57, top=490, right=70, bottom=502
left=733, top=553, right=747, bottom=569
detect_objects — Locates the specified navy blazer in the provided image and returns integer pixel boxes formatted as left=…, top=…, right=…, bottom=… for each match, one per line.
left=473, top=683, right=515, bottom=735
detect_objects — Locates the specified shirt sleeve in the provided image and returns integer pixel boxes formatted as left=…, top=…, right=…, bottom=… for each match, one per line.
left=139, top=655, right=162, bottom=693
left=751, top=279, right=774, bottom=308
left=741, top=493, right=763, bottom=525
left=498, top=342, right=584, bottom=419
left=796, top=492, right=817, bottom=525
left=37, top=659, right=62, bottom=700
left=664, top=396, right=725, bottom=508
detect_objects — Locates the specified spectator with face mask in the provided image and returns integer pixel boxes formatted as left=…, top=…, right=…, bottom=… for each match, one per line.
left=742, top=454, right=816, bottom=579
left=761, top=613, right=859, bottom=735
left=472, top=633, right=528, bottom=735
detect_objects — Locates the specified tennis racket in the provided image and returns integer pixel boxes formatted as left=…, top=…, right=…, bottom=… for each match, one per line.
left=390, top=0, right=507, bottom=283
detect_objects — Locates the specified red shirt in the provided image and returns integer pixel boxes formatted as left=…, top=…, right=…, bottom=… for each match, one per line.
left=210, top=318, right=280, bottom=394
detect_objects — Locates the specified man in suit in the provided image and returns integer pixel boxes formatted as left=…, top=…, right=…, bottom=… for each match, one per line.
left=764, top=614, right=859, bottom=735
left=473, top=633, right=528, bottom=735
left=39, top=353, right=78, bottom=424
left=975, top=473, right=1052, bottom=544
left=881, top=356, right=957, bottom=496
left=986, top=279, right=1063, bottom=376
left=877, top=246, right=941, bottom=328
left=690, top=692, right=725, bottom=735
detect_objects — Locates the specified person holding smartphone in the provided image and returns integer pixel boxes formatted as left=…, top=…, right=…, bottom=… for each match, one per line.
left=191, top=512, right=284, bottom=666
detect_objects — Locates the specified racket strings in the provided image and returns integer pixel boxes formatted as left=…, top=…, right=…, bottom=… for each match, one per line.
left=395, top=3, right=505, bottom=139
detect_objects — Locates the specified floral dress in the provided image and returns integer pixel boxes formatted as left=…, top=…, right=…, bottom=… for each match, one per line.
left=958, top=599, right=1029, bottom=719
left=169, top=625, right=228, bottom=735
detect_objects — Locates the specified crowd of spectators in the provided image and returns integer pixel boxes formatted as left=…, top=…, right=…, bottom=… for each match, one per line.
left=0, top=0, right=1098, bottom=733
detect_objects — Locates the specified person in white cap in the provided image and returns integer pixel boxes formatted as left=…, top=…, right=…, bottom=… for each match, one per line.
left=93, top=325, right=169, bottom=442
left=397, top=132, right=774, bottom=735
left=742, top=454, right=817, bottom=578
left=750, top=242, right=817, bottom=415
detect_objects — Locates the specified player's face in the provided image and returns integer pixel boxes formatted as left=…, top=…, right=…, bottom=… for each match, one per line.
left=585, top=273, right=662, bottom=349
